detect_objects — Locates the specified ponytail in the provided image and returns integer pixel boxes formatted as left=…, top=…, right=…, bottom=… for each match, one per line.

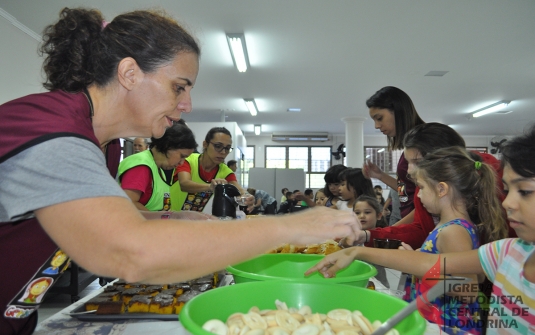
left=415, top=147, right=507, bottom=244
left=40, top=8, right=104, bottom=92
left=469, top=155, right=508, bottom=243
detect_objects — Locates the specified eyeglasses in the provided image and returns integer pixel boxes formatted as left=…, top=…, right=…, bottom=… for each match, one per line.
left=210, top=142, right=233, bottom=153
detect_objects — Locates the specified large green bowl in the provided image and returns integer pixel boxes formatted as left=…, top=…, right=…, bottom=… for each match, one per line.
left=226, top=253, right=377, bottom=287
left=180, top=281, right=426, bottom=335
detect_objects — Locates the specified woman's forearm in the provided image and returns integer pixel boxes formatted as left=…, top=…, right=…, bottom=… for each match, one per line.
left=378, top=174, right=398, bottom=190
left=37, top=198, right=359, bottom=284
left=179, top=179, right=210, bottom=193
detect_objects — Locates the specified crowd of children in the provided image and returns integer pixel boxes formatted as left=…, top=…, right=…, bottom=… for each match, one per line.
left=307, top=126, right=535, bottom=334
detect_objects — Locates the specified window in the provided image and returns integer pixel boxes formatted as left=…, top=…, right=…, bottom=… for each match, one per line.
left=265, top=147, right=286, bottom=168
left=241, top=146, right=255, bottom=188
left=364, top=146, right=402, bottom=174
left=265, top=146, right=331, bottom=188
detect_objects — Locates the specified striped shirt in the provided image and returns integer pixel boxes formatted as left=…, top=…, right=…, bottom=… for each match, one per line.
left=479, top=238, right=535, bottom=334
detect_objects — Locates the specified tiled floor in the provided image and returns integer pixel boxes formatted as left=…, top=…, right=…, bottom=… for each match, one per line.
left=38, top=278, right=103, bottom=324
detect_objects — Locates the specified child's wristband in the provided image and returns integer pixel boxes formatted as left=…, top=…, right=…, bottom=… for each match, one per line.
left=364, top=230, right=369, bottom=243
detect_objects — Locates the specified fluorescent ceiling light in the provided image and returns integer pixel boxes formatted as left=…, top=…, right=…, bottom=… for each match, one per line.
left=287, top=108, right=301, bottom=112
left=254, top=124, right=261, bottom=135
left=244, top=99, right=258, bottom=116
left=471, top=100, right=511, bottom=118
left=377, top=148, right=385, bottom=153
left=226, top=33, right=250, bottom=72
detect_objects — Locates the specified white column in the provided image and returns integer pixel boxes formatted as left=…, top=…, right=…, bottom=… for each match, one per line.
left=341, top=116, right=366, bottom=168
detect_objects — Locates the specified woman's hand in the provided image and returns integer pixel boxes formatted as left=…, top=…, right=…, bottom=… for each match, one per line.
left=209, top=178, right=228, bottom=191
left=338, top=231, right=367, bottom=248
left=304, top=248, right=359, bottom=278
left=362, top=160, right=384, bottom=180
left=285, top=207, right=361, bottom=246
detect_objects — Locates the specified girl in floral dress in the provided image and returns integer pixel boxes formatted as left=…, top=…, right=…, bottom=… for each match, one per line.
left=400, top=147, right=507, bottom=333
left=310, top=146, right=508, bottom=334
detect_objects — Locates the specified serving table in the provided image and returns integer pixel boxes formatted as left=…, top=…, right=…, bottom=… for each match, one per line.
left=35, top=276, right=441, bottom=335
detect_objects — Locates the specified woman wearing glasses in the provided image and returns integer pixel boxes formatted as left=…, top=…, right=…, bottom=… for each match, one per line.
left=118, top=121, right=197, bottom=212
left=172, top=127, right=247, bottom=212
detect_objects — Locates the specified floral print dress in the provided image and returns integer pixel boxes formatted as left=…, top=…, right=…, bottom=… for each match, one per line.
left=403, top=218, right=482, bottom=334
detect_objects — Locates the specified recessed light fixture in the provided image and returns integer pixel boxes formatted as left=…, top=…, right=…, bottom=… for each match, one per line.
left=244, top=99, right=258, bottom=116
left=425, top=71, right=449, bottom=77
left=287, top=108, right=301, bottom=112
left=254, top=124, right=261, bottom=135
left=470, top=100, right=511, bottom=118
left=226, top=33, right=250, bottom=73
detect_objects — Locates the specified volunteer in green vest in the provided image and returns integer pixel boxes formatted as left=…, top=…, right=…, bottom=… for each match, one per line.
left=118, top=121, right=197, bottom=211
left=172, top=127, right=247, bottom=212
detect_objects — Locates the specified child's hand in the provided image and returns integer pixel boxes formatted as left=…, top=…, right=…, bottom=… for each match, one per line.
left=304, top=248, right=357, bottom=278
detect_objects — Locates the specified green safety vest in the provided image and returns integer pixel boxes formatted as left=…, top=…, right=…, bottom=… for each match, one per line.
left=118, top=150, right=173, bottom=211
left=170, top=153, right=233, bottom=212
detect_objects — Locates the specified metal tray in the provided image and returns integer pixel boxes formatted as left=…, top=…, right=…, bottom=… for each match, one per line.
left=68, top=274, right=234, bottom=322
left=68, top=305, right=179, bottom=321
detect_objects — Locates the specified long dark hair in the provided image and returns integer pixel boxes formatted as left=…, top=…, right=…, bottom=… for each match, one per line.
left=366, top=86, right=424, bottom=150
left=338, top=168, right=375, bottom=199
left=40, top=8, right=200, bottom=92
left=150, top=122, right=197, bottom=155
left=323, top=164, right=347, bottom=198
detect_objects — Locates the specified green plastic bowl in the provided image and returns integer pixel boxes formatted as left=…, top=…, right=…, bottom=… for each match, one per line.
left=226, top=253, right=377, bottom=287
left=180, top=281, right=426, bottom=335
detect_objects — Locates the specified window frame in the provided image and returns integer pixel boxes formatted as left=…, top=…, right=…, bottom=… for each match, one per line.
left=264, top=145, right=332, bottom=188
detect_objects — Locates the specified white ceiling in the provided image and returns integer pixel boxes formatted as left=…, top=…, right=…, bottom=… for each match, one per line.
left=1, top=0, right=534, bottom=137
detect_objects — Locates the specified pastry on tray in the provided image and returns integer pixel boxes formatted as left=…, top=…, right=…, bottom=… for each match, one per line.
left=80, top=272, right=224, bottom=315
left=127, top=295, right=151, bottom=313
left=85, top=297, right=124, bottom=314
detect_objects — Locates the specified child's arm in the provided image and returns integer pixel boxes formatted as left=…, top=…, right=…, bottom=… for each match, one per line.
left=436, top=224, right=481, bottom=298
left=305, top=246, right=484, bottom=279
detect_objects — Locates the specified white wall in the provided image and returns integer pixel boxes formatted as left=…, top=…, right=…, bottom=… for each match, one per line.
left=0, top=13, right=43, bottom=104
left=245, top=133, right=500, bottom=168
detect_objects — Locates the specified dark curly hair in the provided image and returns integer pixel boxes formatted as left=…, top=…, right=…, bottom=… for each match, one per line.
left=150, top=122, right=197, bottom=155
left=39, top=7, right=200, bottom=92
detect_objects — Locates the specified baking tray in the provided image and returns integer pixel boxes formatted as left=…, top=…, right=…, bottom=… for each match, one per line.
left=68, top=305, right=179, bottom=321
left=68, top=274, right=235, bottom=322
